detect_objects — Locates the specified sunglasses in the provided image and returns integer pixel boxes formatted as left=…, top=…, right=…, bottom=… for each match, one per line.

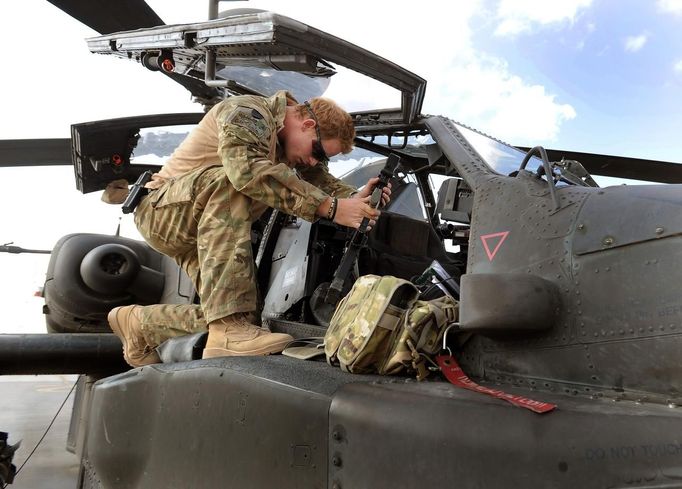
left=304, top=101, right=329, bottom=164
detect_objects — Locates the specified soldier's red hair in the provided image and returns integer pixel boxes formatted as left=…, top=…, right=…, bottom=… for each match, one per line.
left=296, top=98, right=355, bottom=153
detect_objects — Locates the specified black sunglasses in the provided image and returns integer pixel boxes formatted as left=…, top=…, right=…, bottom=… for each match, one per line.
left=304, top=101, right=329, bottom=164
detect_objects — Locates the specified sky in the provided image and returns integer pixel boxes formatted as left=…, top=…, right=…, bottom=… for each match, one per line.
left=3, top=0, right=682, bottom=158
left=1, top=0, right=681, bottom=333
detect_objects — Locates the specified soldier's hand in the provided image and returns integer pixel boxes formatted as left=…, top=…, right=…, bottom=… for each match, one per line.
left=335, top=197, right=380, bottom=230
left=354, top=177, right=392, bottom=208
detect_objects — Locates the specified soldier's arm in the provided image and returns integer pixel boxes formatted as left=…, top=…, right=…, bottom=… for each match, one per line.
left=219, top=115, right=329, bottom=222
left=297, top=162, right=357, bottom=198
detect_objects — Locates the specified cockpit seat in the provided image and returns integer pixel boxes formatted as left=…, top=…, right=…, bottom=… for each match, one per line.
left=358, top=211, right=463, bottom=283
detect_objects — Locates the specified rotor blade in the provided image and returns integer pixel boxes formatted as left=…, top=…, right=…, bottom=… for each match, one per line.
left=0, top=139, right=71, bottom=167
left=46, top=0, right=164, bottom=34
left=516, top=147, right=682, bottom=184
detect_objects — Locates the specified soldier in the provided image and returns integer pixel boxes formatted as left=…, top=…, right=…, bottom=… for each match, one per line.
left=108, top=91, right=390, bottom=367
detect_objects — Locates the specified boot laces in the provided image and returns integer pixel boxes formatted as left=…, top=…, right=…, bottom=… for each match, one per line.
left=233, top=314, right=255, bottom=330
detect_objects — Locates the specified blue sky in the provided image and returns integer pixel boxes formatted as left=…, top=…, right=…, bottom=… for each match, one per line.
left=467, top=0, right=682, bottom=161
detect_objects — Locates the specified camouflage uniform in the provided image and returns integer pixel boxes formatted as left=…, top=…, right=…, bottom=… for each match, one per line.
left=133, top=91, right=356, bottom=346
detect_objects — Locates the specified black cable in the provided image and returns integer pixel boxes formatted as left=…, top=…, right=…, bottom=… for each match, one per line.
left=416, top=276, right=461, bottom=300
left=3, top=379, right=78, bottom=488
left=404, top=164, right=431, bottom=175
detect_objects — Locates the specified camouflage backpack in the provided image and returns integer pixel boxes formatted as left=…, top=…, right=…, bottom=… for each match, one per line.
left=324, top=275, right=459, bottom=378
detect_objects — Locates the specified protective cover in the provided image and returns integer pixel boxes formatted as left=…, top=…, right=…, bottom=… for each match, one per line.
left=156, top=332, right=207, bottom=363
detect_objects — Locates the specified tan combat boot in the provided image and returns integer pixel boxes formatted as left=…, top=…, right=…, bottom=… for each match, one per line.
left=202, top=313, right=293, bottom=358
left=108, top=305, right=161, bottom=367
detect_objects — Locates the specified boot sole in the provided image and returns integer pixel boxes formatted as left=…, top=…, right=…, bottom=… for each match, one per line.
left=202, top=338, right=291, bottom=358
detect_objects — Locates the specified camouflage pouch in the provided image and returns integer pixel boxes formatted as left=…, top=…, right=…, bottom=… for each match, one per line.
left=380, top=295, right=459, bottom=379
left=324, top=275, right=420, bottom=374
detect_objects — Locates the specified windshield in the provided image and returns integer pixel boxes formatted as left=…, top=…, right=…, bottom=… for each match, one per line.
left=131, top=125, right=194, bottom=164
left=216, top=66, right=330, bottom=102
left=454, top=123, right=655, bottom=186
left=455, top=123, right=542, bottom=176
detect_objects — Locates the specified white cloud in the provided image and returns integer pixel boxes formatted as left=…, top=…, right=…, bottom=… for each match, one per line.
left=624, top=33, right=649, bottom=52
left=242, top=0, right=577, bottom=144
left=429, top=55, right=576, bottom=142
left=674, top=60, right=682, bottom=73
left=494, top=0, right=593, bottom=36
left=658, top=0, right=682, bottom=15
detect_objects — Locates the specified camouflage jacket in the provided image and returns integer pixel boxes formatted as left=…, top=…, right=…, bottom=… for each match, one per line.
left=148, top=91, right=356, bottom=222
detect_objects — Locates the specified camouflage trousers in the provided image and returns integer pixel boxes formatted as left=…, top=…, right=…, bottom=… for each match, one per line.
left=133, top=165, right=265, bottom=346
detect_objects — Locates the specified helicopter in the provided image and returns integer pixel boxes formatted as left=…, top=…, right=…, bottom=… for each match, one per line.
left=2, top=1, right=682, bottom=488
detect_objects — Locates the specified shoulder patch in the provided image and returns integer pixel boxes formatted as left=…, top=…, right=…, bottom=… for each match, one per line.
left=226, top=106, right=269, bottom=139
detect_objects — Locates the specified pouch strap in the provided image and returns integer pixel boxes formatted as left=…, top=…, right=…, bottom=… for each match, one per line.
left=436, top=354, right=556, bottom=414
left=377, top=304, right=404, bottom=331
left=406, top=338, right=430, bottom=381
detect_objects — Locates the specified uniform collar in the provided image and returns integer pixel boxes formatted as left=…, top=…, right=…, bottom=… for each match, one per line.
left=271, top=90, right=298, bottom=132
left=271, top=90, right=298, bottom=165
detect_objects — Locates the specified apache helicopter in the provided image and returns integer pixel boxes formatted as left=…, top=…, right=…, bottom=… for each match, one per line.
left=2, top=1, right=682, bottom=488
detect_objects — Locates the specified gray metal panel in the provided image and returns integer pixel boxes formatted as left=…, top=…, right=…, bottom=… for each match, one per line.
left=263, top=220, right=312, bottom=316
left=81, top=355, right=682, bottom=488
left=573, top=184, right=682, bottom=255
left=471, top=336, right=682, bottom=405
left=572, top=236, right=682, bottom=344
left=83, top=357, right=415, bottom=488
left=86, top=361, right=333, bottom=489
left=458, top=173, right=587, bottom=354
left=329, top=381, right=682, bottom=488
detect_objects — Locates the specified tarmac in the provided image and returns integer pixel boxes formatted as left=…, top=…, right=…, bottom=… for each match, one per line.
left=0, top=375, right=79, bottom=489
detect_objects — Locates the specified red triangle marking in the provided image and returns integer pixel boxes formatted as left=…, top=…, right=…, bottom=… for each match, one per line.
left=480, top=231, right=509, bottom=261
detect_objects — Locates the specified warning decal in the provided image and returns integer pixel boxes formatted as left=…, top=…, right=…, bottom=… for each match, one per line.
left=480, top=231, right=509, bottom=261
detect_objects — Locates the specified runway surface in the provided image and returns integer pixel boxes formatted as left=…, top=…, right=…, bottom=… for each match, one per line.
left=0, top=375, right=79, bottom=489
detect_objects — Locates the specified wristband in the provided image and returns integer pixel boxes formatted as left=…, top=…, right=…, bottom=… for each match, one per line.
left=327, top=197, right=338, bottom=221
left=330, top=197, right=338, bottom=221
